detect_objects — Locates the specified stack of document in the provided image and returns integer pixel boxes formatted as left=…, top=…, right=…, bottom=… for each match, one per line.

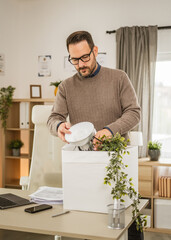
left=29, top=186, right=63, bottom=204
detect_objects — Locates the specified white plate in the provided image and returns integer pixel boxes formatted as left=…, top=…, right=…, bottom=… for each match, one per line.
left=65, top=122, right=94, bottom=143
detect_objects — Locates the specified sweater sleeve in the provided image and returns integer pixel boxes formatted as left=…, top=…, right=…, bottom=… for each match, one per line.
left=106, top=72, right=141, bottom=135
left=47, top=83, right=68, bottom=136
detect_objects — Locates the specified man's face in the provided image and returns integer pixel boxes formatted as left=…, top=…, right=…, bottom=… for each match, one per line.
left=68, top=40, right=98, bottom=77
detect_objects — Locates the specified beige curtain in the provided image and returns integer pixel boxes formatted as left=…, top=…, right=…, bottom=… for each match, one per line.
left=116, top=26, right=158, bottom=157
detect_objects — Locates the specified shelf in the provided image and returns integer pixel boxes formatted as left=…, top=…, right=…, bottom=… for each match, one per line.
left=6, top=127, right=35, bottom=132
left=5, top=184, right=21, bottom=189
left=139, top=157, right=171, bottom=167
left=5, top=178, right=20, bottom=187
left=140, top=195, right=153, bottom=199
left=144, top=227, right=171, bottom=234
left=5, top=185, right=21, bottom=189
left=2, top=99, right=54, bottom=190
left=139, top=160, right=171, bottom=234
left=12, top=98, right=54, bottom=103
left=153, top=191, right=171, bottom=200
left=6, top=128, right=30, bottom=131
left=5, top=154, right=30, bottom=159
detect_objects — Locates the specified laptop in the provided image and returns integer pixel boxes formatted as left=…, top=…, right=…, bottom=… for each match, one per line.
left=0, top=193, right=32, bottom=210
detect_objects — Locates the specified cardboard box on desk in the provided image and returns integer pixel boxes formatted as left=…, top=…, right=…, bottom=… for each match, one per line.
left=62, top=145, right=138, bottom=213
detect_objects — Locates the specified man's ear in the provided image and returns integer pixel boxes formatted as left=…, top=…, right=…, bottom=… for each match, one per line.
left=93, top=46, right=98, bottom=57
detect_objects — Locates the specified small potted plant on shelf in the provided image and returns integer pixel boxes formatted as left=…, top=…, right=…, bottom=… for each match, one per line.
left=0, top=86, right=15, bottom=130
left=148, top=140, right=162, bottom=161
left=95, top=133, right=147, bottom=232
left=9, top=139, right=24, bottom=157
left=50, top=81, right=62, bottom=96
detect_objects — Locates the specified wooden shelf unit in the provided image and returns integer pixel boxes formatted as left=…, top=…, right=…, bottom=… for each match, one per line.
left=1, top=98, right=54, bottom=189
left=138, top=157, right=171, bottom=234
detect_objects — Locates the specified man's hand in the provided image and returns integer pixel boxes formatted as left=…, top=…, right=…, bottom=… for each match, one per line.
left=93, top=128, right=112, bottom=150
left=58, top=122, right=71, bottom=142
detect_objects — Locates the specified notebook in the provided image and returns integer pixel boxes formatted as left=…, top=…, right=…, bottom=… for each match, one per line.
left=0, top=193, right=32, bottom=210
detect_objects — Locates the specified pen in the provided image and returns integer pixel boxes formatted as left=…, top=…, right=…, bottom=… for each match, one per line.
left=52, top=210, right=70, bottom=218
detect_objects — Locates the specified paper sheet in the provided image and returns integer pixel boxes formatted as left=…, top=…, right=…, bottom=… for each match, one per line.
left=29, top=186, right=63, bottom=204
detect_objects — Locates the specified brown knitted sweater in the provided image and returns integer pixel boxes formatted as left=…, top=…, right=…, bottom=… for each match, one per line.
left=47, top=66, right=140, bottom=138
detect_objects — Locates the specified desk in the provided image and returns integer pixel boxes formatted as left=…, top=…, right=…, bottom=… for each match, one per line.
left=0, top=188, right=148, bottom=240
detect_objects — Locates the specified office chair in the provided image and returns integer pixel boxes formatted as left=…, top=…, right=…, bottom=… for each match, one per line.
left=19, top=105, right=65, bottom=240
left=20, top=105, right=65, bottom=192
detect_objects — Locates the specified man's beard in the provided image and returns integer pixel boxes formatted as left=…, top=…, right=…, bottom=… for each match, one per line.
left=78, top=62, right=97, bottom=78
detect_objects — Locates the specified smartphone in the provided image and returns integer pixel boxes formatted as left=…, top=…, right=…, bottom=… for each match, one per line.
left=24, top=204, right=52, bottom=213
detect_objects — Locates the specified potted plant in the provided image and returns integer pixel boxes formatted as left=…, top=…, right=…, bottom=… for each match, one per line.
left=95, top=133, right=147, bottom=231
left=50, top=81, right=62, bottom=96
left=9, top=139, right=24, bottom=157
left=0, top=86, right=15, bottom=130
left=148, top=140, right=162, bottom=161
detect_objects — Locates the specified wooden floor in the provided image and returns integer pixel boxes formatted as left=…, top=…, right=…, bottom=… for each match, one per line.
left=0, top=229, right=171, bottom=240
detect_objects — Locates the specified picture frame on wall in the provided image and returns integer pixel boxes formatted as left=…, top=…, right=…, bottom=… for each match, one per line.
left=30, top=85, right=42, bottom=98
left=38, top=55, right=51, bottom=77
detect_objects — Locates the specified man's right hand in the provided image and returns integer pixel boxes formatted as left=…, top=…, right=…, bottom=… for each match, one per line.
left=57, top=122, right=71, bottom=142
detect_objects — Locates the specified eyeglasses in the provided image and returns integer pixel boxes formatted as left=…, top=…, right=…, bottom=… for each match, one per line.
left=68, top=49, right=93, bottom=65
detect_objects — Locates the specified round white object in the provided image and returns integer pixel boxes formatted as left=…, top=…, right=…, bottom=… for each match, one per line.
left=65, top=122, right=95, bottom=146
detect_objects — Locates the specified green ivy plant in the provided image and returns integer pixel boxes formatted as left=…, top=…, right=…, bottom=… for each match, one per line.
left=95, top=133, right=147, bottom=232
left=0, top=86, right=15, bottom=129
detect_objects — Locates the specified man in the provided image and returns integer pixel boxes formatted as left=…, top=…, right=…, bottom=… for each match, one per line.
left=48, top=31, right=142, bottom=239
left=47, top=31, right=140, bottom=145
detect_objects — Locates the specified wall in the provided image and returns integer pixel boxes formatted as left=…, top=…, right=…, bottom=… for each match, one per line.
left=0, top=0, right=171, bottom=98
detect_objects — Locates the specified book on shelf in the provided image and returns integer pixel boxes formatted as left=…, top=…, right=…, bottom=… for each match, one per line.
left=167, top=177, right=171, bottom=198
left=159, top=176, right=171, bottom=198
left=20, top=102, right=29, bottom=129
left=161, top=176, right=164, bottom=197
left=164, top=177, right=167, bottom=197
left=159, top=176, right=162, bottom=196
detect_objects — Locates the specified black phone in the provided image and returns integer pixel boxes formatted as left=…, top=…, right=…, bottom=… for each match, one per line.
left=24, top=204, right=52, bottom=213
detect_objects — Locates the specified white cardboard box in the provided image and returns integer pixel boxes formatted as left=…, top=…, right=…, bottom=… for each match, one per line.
left=154, top=199, right=171, bottom=229
left=62, top=145, right=138, bottom=213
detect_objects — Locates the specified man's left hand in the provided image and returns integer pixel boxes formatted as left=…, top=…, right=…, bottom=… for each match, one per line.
left=93, top=128, right=112, bottom=150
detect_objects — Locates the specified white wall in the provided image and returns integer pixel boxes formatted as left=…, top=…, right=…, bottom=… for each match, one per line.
left=0, top=0, right=171, bottom=98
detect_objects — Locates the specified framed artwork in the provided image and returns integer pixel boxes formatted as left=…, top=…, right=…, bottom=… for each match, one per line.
left=30, top=85, right=42, bottom=98
left=38, top=55, right=51, bottom=77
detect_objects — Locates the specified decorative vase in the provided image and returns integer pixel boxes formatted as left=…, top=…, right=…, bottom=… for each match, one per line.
left=12, top=148, right=20, bottom=157
left=107, top=201, right=125, bottom=229
left=54, top=87, right=58, bottom=96
left=148, top=149, right=160, bottom=161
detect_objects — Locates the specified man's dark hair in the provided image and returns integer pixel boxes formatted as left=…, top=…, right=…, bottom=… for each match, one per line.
left=66, top=31, right=95, bottom=51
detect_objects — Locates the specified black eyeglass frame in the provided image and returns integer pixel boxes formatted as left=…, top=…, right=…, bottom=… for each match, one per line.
left=68, top=48, right=93, bottom=65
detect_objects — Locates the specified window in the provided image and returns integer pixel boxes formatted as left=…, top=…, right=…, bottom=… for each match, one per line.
left=152, top=56, right=171, bottom=158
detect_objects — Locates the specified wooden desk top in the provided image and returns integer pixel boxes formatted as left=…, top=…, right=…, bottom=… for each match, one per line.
left=0, top=188, right=148, bottom=240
